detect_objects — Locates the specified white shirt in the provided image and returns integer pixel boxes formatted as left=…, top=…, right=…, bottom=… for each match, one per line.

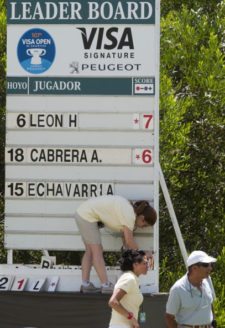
left=166, top=273, right=214, bottom=325
left=77, top=195, right=136, bottom=232
left=109, top=271, right=143, bottom=326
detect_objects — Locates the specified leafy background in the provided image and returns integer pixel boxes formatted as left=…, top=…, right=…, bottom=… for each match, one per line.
left=0, top=0, right=224, bottom=325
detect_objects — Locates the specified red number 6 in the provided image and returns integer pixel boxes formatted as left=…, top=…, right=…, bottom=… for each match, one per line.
left=142, top=149, right=152, bottom=163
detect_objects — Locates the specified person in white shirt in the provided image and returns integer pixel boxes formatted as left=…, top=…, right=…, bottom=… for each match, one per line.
left=108, top=249, right=149, bottom=328
left=165, top=250, right=217, bottom=328
left=75, top=195, right=157, bottom=294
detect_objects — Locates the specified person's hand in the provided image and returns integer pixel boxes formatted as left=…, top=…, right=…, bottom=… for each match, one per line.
left=131, top=317, right=140, bottom=328
left=145, top=250, right=154, bottom=270
left=145, top=250, right=154, bottom=259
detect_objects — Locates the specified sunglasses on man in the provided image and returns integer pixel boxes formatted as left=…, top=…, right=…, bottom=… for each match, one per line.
left=196, top=262, right=214, bottom=268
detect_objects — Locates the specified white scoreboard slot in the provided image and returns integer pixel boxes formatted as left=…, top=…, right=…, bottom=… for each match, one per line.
left=6, top=147, right=154, bottom=165
left=7, top=112, right=154, bottom=131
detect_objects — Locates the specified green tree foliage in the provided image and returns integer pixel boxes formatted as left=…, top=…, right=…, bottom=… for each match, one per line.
left=160, top=3, right=225, bottom=324
left=160, top=2, right=225, bottom=259
left=161, top=0, right=223, bottom=18
left=213, top=247, right=225, bottom=326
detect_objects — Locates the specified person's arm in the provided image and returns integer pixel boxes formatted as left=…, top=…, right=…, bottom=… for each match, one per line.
left=108, top=288, right=140, bottom=328
left=122, top=227, right=153, bottom=261
left=165, top=287, right=180, bottom=328
left=122, top=226, right=139, bottom=249
left=165, top=313, right=177, bottom=328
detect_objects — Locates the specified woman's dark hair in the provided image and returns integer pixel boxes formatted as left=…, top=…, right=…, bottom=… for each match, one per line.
left=133, top=200, right=157, bottom=226
left=119, top=249, right=146, bottom=272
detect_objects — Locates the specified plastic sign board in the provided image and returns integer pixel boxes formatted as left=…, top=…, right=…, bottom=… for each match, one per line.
left=5, top=0, right=160, bottom=290
left=0, top=275, right=14, bottom=291
left=11, top=276, right=28, bottom=291
left=0, top=265, right=156, bottom=293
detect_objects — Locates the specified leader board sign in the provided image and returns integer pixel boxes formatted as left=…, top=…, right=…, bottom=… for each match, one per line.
left=5, top=1, right=160, bottom=258
left=7, top=1, right=156, bottom=78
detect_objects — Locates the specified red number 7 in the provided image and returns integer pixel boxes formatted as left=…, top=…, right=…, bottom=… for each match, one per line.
left=143, top=114, right=153, bottom=129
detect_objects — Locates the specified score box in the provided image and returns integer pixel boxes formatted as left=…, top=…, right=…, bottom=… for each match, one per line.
left=11, top=276, right=28, bottom=291
left=48, top=276, right=59, bottom=292
left=29, top=278, right=46, bottom=292
left=133, top=77, right=155, bottom=95
left=0, top=275, right=14, bottom=291
left=133, top=148, right=153, bottom=165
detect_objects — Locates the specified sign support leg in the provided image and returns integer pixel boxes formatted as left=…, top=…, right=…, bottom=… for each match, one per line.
left=7, top=249, right=13, bottom=264
left=158, top=164, right=188, bottom=266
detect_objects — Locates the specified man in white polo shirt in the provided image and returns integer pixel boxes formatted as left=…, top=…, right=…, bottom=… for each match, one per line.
left=165, top=250, right=217, bottom=328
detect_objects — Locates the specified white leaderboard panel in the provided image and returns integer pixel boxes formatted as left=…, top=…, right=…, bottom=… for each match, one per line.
left=0, top=265, right=157, bottom=293
left=5, top=0, right=160, bottom=270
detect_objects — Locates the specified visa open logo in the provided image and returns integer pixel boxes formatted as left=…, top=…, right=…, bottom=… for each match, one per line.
left=17, top=28, right=56, bottom=74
